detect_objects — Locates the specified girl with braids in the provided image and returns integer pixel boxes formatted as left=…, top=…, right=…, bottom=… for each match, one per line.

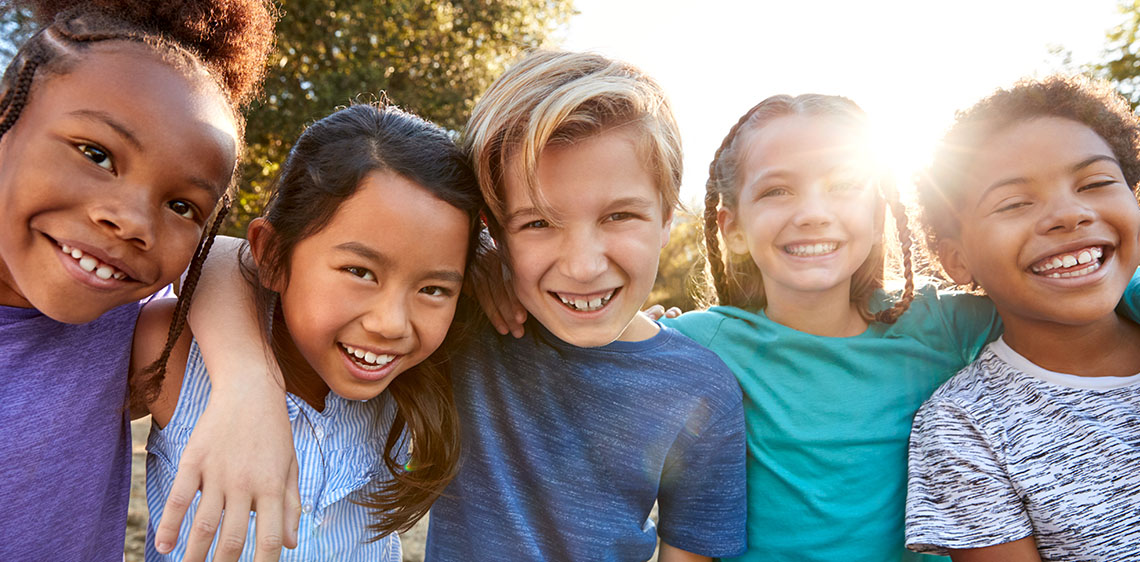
left=0, top=1, right=292, bottom=560
left=133, top=102, right=480, bottom=561
left=658, top=94, right=1005, bottom=561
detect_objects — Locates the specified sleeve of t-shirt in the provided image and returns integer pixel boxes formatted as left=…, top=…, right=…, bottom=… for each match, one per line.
left=660, top=310, right=727, bottom=348
left=927, top=288, right=1002, bottom=365
left=654, top=389, right=747, bottom=557
left=906, top=395, right=1034, bottom=554
left=1116, top=267, right=1140, bottom=322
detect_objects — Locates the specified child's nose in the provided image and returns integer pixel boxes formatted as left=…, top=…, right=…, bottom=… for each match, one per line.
left=1041, top=191, right=1096, bottom=234
left=361, top=293, right=412, bottom=340
left=793, top=189, right=834, bottom=228
left=89, top=189, right=157, bottom=249
left=559, top=228, right=607, bottom=282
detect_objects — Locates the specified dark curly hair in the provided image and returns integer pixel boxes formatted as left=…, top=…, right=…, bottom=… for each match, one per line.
left=242, top=102, right=482, bottom=538
left=918, top=75, right=1140, bottom=259
left=0, top=0, right=277, bottom=408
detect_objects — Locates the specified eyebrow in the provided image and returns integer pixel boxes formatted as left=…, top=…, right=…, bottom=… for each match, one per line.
left=976, top=154, right=1121, bottom=208
left=68, top=109, right=141, bottom=151
left=334, top=242, right=464, bottom=284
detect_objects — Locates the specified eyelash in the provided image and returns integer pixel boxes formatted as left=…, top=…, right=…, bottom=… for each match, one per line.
left=420, top=286, right=454, bottom=298
left=76, top=143, right=114, bottom=172
left=344, top=266, right=376, bottom=281
left=519, top=219, right=549, bottom=230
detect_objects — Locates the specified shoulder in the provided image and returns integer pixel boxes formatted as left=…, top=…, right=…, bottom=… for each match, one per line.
left=663, top=306, right=759, bottom=347
left=132, top=298, right=192, bottom=424
left=914, top=348, right=1016, bottom=436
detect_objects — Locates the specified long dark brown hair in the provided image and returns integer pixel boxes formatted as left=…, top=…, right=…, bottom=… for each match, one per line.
left=241, top=102, right=482, bottom=537
left=702, top=94, right=916, bottom=323
left=0, top=0, right=278, bottom=409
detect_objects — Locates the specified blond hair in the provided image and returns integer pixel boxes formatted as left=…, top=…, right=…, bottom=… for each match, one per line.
left=464, top=50, right=682, bottom=230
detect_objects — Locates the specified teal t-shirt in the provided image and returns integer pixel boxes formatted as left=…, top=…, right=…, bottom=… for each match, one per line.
left=664, top=285, right=999, bottom=562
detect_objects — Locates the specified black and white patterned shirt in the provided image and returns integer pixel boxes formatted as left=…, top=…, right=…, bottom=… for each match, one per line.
left=906, top=338, right=1140, bottom=560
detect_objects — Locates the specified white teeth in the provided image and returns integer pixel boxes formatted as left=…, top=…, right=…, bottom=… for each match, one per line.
left=786, top=242, right=839, bottom=257
left=56, top=242, right=128, bottom=281
left=341, top=344, right=395, bottom=368
left=1031, top=246, right=1106, bottom=274
left=1045, top=261, right=1101, bottom=278
left=79, top=256, right=98, bottom=272
left=557, top=290, right=615, bottom=312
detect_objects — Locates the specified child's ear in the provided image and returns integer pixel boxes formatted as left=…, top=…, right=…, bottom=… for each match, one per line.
left=659, top=206, right=674, bottom=250
left=246, top=218, right=286, bottom=293
left=718, top=208, right=749, bottom=256
left=937, top=238, right=975, bottom=286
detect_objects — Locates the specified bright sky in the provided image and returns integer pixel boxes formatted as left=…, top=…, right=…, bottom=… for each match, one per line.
left=562, top=0, right=1125, bottom=205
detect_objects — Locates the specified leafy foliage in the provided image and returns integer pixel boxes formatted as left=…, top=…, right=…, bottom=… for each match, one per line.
left=650, top=211, right=708, bottom=312
left=1091, top=0, right=1140, bottom=109
left=234, top=0, right=574, bottom=234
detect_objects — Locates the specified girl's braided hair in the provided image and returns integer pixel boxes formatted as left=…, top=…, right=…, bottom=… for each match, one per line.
left=703, top=94, right=915, bottom=323
left=0, top=0, right=277, bottom=408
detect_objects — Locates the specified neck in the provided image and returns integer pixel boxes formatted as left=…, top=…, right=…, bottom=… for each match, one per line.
left=272, top=309, right=329, bottom=411
left=1002, top=312, right=1140, bottom=377
left=764, top=282, right=868, bottom=337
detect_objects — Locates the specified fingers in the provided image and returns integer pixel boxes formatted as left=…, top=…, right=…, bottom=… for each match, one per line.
left=154, top=466, right=201, bottom=554
left=213, top=497, right=253, bottom=562
left=644, top=304, right=666, bottom=321
left=284, top=459, right=301, bottom=549
left=249, top=497, right=283, bottom=562
left=182, top=489, right=223, bottom=562
left=665, top=306, right=682, bottom=318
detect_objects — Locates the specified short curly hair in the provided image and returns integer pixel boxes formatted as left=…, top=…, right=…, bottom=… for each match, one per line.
left=918, top=75, right=1140, bottom=254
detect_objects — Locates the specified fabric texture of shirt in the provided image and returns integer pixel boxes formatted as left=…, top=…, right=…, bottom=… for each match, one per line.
left=0, top=302, right=138, bottom=562
left=663, top=285, right=1000, bottom=562
left=425, top=321, right=747, bottom=561
left=146, top=340, right=402, bottom=562
left=906, top=338, right=1140, bottom=558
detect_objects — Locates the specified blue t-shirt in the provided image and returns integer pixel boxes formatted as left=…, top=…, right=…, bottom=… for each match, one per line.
left=425, top=321, right=747, bottom=560
left=0, top=301, right=138, bottom=561
left=664, top=285, right=1000, bottom=562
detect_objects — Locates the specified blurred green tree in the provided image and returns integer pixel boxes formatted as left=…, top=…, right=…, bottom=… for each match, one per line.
left=235, top=0, right=574, bottom=234
left=1091, top=0, right=1140, bottom=109
left=650, top=210, right=709, bottom=313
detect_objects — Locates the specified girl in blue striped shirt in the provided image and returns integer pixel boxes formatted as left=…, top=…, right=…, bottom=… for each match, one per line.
left=131, top=102, right=483, bottom=561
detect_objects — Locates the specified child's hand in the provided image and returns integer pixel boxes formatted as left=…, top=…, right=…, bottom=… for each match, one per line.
left=153, top=378, right=300, bottom=562
left=469, top=229, right=527, bottom=337
left=643, top=304, right=683, bottom=321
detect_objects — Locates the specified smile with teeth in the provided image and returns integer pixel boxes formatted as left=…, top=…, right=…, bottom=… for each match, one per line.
left=58, top=242, right=127, bottom=281
left=785, top=242, right=839, bottom=257
left=340, top=343, right=396, bottom=370
left=555, top=289, right=616, bottom=312
left=1030, top=246, right=1105, bottom=278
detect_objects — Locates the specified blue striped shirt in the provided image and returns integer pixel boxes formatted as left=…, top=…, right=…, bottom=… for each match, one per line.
left=145, top=340, right=403, bottom=561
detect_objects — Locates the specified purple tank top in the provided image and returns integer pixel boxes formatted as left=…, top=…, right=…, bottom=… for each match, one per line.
left=0, top=301, right=138, bottom=561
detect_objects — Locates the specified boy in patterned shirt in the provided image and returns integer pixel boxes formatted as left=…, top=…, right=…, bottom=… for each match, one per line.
left=906, top=75, right=1140, bottom=560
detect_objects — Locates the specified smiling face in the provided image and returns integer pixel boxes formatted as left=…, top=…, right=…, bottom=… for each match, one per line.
left=941, top=116, right=1140, bottom=335
left=258, top=170, right=469, bottom=405
left=500, top=128, right=672, bottom=347
left=720, top=115, right=881, bottom=309
left=0, top=42, right=238, bottom=323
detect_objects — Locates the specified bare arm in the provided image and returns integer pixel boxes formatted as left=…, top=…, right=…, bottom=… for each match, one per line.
left=657, top=542, right=712, bottom=562
left=949, top=537, right=1042, bottom=562
left=153, top=235, right=300, bottom=562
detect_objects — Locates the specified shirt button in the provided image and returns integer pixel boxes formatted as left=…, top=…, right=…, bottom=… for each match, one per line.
left=302, top=503, right=313, bottom=514
left=314, top=426, right=325, bottom=439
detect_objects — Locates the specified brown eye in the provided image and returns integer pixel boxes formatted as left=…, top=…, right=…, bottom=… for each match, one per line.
left=77, top=144, right=114, bottom=172
left=168, top=200, right=196, bottom=219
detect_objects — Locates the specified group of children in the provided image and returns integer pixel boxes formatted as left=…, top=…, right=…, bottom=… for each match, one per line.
left=1, top=1, right=1138, bottom=561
